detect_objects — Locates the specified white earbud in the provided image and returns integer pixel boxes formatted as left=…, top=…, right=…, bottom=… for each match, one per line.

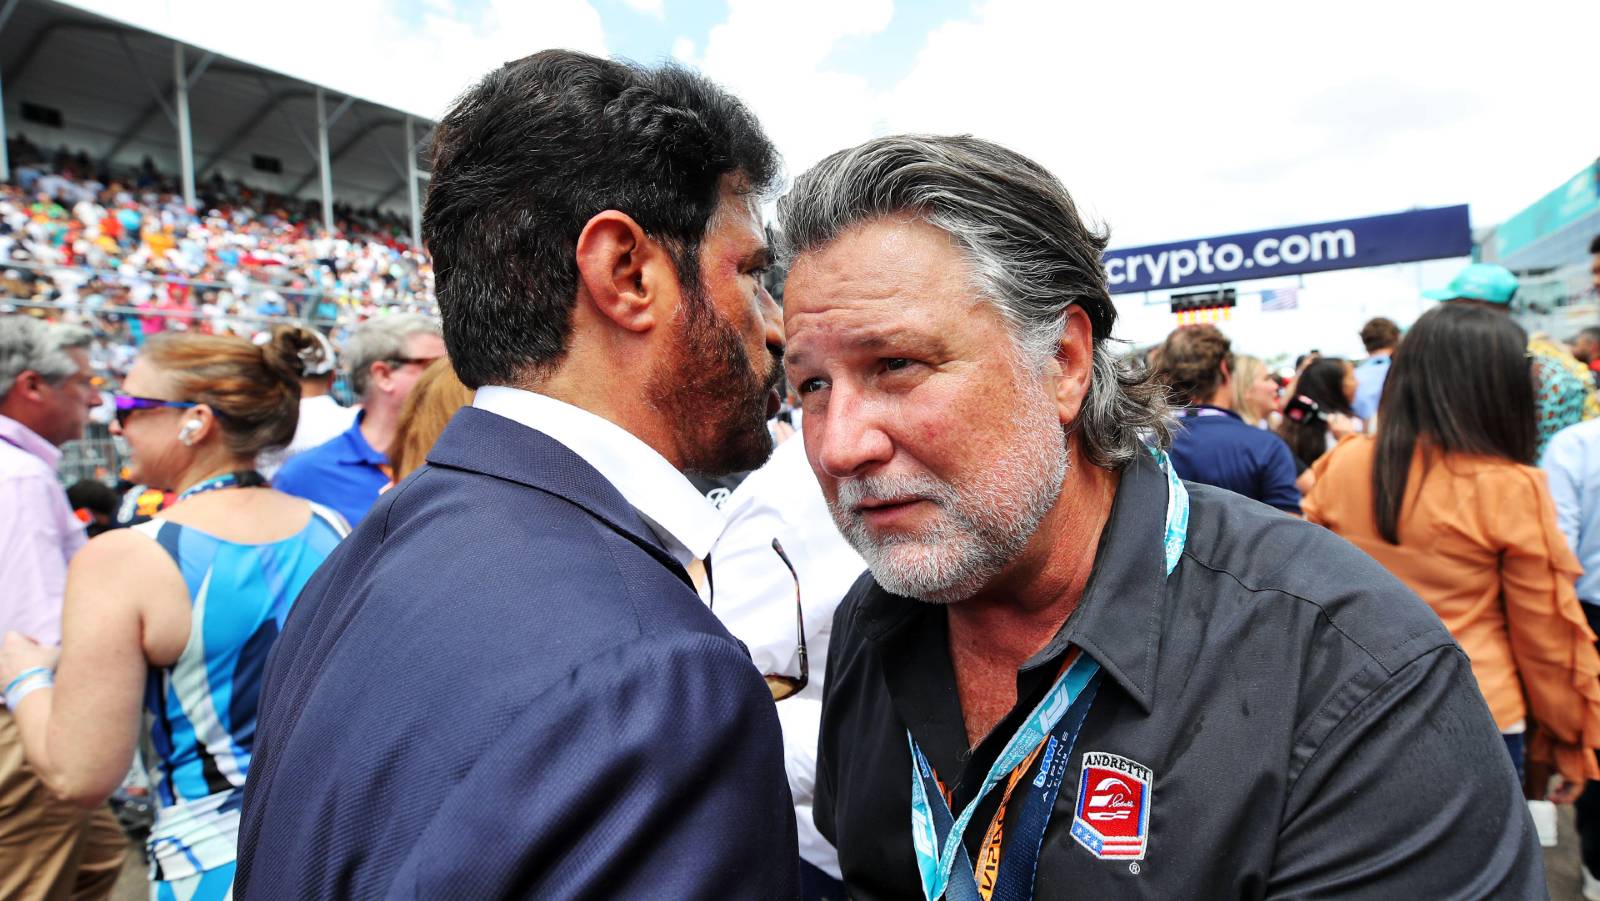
left=178, top=420, right=202, bottom=446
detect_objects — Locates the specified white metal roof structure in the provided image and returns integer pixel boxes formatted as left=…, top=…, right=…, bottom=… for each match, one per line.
left=0, top=0, right=433, bottom=243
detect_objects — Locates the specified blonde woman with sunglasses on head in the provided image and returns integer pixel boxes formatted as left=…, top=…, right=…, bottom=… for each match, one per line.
left=0, top=326, right=350, bottom=901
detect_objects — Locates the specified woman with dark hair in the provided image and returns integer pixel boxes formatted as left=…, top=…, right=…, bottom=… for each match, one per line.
left=0, top=328, right=350, bottom=900
left=1304, top=303, right=1600, bottom=797
left=1153, top=325, right=1301, bottom=513
left=1276, top=355, right=1361, bottom=471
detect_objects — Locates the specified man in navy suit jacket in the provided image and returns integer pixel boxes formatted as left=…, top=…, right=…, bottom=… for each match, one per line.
left=235, top=51, right=799, bottom=898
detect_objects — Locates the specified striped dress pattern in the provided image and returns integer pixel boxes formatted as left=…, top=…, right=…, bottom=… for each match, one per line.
left=131, top=503, right=348, bottom=898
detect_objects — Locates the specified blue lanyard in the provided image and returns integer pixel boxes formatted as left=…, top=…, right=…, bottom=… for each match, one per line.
left=907, top=448, right=1189, bottom=901
left=178, top=470, right=266, bottom=502
left=910, top=657, right=1102, bottom=901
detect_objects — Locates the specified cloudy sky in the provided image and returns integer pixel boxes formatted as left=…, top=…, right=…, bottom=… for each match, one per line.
left=69, top=0, right=1600, bottom=355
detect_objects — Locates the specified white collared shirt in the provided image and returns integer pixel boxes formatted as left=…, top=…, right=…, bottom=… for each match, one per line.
left=257, top=395, right=360, bottom=478
left=473, top=385, right=725, bottom=603
left=708, top=432, right=865, bottom=879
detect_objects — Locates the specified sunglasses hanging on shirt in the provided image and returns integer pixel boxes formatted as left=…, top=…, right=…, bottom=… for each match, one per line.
left=764, top=539, right=809, bottom=701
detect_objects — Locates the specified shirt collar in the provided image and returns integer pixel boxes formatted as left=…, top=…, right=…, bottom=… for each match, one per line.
left=0, top=414, right=61, bottom=468
left=1033, top=451, right=1168, bottom=712
left=335, top=410, right=388, bottom=467
left=1180, top=404, right=1242, bottom=421
left=472, top=385, right=726, bottom=565
left=858, top=449, right=1169, bottom=714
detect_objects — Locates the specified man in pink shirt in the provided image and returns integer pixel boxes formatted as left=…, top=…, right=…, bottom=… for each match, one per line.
left=0, top=315, right=123, bottom=901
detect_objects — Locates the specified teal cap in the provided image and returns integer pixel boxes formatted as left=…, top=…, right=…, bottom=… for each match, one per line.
left=1422, top=263, right=1518, bottom=304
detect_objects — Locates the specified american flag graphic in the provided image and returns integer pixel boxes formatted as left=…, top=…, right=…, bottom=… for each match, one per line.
left=1260, top=287, right=1299, bottom=311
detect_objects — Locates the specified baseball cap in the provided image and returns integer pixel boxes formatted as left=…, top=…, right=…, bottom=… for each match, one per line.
left=1422, top=263, right=1518, bottom=304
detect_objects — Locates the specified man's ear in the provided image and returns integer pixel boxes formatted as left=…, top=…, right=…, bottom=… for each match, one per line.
left=575, top=210, right=676, bottom=334
left=368, top=360, right=395, bottom=395
left=10, top=370, right=46, bottom=403
left=1053, top=305, right=1095, bottom=425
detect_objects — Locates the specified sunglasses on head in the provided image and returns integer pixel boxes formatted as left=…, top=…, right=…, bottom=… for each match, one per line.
left=112, top=393, right=197, bottom=427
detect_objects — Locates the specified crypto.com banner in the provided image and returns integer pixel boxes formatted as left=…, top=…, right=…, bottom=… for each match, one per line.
left=1102, top=205, right=1471, bottom=294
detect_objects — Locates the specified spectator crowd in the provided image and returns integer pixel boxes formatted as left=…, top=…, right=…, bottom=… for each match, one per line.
left=1, top=135, right=435, bottom=364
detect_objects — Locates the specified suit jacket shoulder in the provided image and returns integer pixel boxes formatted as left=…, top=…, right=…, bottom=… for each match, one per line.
left=236, top=408, right=798, bottom=899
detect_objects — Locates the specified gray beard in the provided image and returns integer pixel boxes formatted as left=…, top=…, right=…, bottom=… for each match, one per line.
left=828, top=397, right=1069, bottom=605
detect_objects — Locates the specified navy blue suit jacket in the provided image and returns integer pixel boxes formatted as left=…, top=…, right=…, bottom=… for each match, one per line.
left=235, top=407, right=799, bottom=899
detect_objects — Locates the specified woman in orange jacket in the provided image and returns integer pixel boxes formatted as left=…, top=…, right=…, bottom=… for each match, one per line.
left=1305, top=302, right=1600, bottom=799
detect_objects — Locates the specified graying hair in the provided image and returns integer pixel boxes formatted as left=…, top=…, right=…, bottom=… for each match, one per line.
left=345, top=314, right=443, bottom=398
left=777, top=134, right=1171, bottom=468
left=0, top=316, right=93, bottom=403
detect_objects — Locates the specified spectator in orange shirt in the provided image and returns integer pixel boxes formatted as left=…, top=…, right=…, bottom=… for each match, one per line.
left=1304, top=303, right=1600, bottom=797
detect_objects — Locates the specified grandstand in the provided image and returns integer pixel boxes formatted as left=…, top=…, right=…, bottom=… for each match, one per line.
left=0, top=0, right=442, bottom=328
left=0, top=0, right=447, bottom=483
left=0, top=0, right=434, bottom=240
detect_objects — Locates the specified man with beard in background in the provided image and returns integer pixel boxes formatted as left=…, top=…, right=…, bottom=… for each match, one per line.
left=235, top=51, right=797, bottom=899
left=778, top=135, right=1544, bottom=899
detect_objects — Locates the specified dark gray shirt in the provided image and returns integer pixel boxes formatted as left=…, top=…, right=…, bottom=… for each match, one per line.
left=815, top=450, right=1543, bottom=899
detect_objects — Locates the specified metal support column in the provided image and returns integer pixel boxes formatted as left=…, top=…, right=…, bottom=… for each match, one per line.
left=405, top=116, right=421, bottom=248
left=0, top=63, right=8, bottom=183
left=316, top=87, right=334, bottom=233
left=173, top=44, right=197, bottom=208
left=0, top=0, right=21, bottom=181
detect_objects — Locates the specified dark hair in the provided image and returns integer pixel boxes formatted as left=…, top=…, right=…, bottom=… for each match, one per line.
left=1589, top=233, right=1600, bottom=255
left=1275, top=357, right=1354, bottom=465
left=423, top=50, right=779, bottom=389
left=66, top=478, right=117, bottom=516
left=1371, top=304, right=1535, bottom=543
left=1577, top=326, right=1600, bottom=344
left=1152, top=325, right=1232, bottom=406
left=1359, top=317, right=1400, bottom=353
left=141, top=328, right=307, bottom=457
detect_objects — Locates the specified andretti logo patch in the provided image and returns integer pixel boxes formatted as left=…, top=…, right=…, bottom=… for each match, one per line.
left=1070, top=751, right=1152, bottom=861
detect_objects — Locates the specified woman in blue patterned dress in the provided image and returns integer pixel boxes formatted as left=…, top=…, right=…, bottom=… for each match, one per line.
left=0, top=326, right=351, bottom=900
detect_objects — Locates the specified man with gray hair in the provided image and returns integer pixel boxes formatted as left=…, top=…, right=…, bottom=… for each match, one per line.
left=274, top=313, right=444, bottom=526
left=0, top=315, right=122, bottom=901
left=779, top=135, right=1543, bottom=898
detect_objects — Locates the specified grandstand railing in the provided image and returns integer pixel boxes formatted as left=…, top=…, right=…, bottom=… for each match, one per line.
left=59, top=422, right=120, bottom=488
left=6, top=256, right=329, bottom=295
left=1, top=258, right=435, bottom=317
left=6, top=296, right=343, bottom=329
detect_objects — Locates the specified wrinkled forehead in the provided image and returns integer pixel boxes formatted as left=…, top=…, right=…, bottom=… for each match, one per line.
left=789, top=308, right=912, bottom=357
left=782, top=218, right=995, bottom=363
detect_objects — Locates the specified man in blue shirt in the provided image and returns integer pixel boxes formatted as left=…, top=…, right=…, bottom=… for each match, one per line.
left=1546, top=418, right=1600, bottom=609
left=1153, top=325, right=1301, bottom=514
left=1544, top=416, right=1600, bottom=897
left=274, top=314, right=444, bottom=526
left=1352, top=317, right=1399, bottom=421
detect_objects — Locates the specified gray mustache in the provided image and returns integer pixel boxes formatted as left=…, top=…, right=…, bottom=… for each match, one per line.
left=835, top=474, right=952, bottom=512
